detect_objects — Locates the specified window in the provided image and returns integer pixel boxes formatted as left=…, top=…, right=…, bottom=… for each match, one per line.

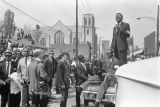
left=87, top=29, right=89, bottom=35
left=89, top=18, right=91, bottom=25
left=39, top=37, right=46, bottom=46
left=73, top=49, right=76, bottom=54
left=84, top=18, right=87, bottom=25
left=54, top=30, right=64, bottom=44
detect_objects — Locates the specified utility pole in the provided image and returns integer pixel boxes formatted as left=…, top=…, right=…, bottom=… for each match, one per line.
left=76, top=0, right=78, bottom=58
left=156, top=5, right=159, bottom=56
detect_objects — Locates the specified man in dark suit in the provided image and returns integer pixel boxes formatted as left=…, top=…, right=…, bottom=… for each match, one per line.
left=56, top=52, right=70, bottom=107
left=48, top=51, right=58, bottom=88
left=75, top=54, right=88, bottom=107
left=0, top=50, right=18, bottom=107
left=111, top=13, right=130, bottom=66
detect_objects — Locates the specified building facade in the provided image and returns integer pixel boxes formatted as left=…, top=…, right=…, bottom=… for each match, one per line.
left=102, top=40, right=110, bottom=56
left=31, top=14, right=97, bottom=58
left=144, top=31, right=156, bottom=56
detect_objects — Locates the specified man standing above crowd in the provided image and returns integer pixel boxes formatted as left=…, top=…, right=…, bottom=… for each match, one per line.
left=17, top=47, right=32, bottom=107
left=110, top=13, right=130, bottom=66
left=56, top=52, right=70, bottom=107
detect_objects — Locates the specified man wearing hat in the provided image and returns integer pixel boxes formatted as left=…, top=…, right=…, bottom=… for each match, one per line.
left=17, top=47, right=32, bottom=107
left=75, top=54, right=89, bottom=107
left=0, top=49, right=17, bottom=107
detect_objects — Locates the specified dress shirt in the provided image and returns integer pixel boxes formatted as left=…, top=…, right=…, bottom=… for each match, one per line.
left=6, top=61, right=11, bottom=76
left=80, top=62, right=86, bottom=71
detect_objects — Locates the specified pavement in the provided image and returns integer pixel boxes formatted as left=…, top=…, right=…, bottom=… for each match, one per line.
left=48, top=87, right=95, bottom=107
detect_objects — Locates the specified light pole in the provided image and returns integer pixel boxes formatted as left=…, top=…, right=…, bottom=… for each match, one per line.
left=136, top=5, right=159, bottom=56
left=76, top=0, right=78, bottom=58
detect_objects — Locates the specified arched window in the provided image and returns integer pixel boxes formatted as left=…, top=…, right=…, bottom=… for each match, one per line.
left=54, top=30, right=64, bottom=44
left=40, top=37, right=46, bottom=46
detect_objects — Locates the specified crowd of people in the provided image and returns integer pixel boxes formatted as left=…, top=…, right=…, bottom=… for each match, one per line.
left=0, top=41, right=122, bottom=107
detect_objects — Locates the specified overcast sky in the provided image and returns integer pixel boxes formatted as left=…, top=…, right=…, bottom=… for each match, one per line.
left=0, top=0, right=160, bottom=47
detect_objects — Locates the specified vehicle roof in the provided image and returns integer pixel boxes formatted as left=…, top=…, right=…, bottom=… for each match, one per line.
left=115, top=57, right=160, bottom=87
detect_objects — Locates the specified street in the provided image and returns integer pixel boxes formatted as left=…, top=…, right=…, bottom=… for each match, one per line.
left=48, top=87, right=95, bottom=107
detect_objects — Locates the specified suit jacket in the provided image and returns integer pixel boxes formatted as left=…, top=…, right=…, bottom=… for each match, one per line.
left=25, top=58, right=51, bottom=96
left=75, top=62, right=88, bottom=86
left=56, top=61, right=70, bottom=89
left=0, top=60, right=17, bottom=93
left=17, top=56, right=32, bottom=80
left=111, top=22, right=130, bottom=51
left=12, top=58, right=19, bottom=69
left=50, top=57, right=58, bottom=78
left=44, top=57, right=53, bottom=79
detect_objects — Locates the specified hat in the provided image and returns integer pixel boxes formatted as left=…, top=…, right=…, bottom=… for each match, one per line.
left=78, top=54, right=84, bottom=61
left=5, top=49, right=12, bottom=56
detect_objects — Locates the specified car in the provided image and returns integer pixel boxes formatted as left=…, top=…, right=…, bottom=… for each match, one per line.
left=115, top=57, right=160, bottom=107
left=82, top=77, right=117, bottom=107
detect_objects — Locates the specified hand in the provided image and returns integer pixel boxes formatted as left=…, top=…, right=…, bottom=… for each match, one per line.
left=19, top=79, right=24, bottom=84
left=61, top=85, right=66, bottom=90
left=0, top=80, right=5, bottom=85
left=5, top=78, right=11, bottom=84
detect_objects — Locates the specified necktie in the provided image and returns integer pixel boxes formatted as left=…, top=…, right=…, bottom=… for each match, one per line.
left=25, top=57, right=27, bottom=66
left=7, top=61, right=10, bottom=76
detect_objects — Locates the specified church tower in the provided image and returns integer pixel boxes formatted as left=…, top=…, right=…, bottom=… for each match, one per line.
left=82, top=14, right=97, bottom=57
left=82, top=14, right=95, bottom=44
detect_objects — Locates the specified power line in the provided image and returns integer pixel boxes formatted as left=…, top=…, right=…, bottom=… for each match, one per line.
left=78, top=5, right=84, bottom=14
left=57, top=0, right=76, bottom=18
left=84, top=0, right=92, bottom=13
left=1, top=0, right=52, bottom=28
left=79, top=0, right=88, bottom=13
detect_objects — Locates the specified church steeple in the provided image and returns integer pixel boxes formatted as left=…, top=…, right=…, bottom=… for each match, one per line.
left=82, top=14, right=95, bottom=44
